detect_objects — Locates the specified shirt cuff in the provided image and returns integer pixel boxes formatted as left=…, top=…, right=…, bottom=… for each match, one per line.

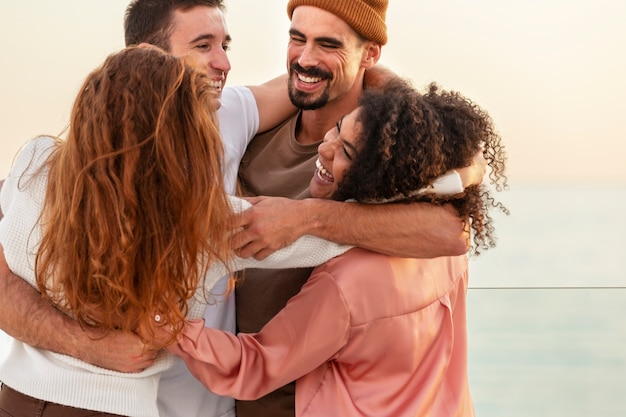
left=428, top=170, right=464, bottom=196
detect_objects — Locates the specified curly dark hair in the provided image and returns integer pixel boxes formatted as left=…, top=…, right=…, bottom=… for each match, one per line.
left=335, top=79, right=509, bottom=255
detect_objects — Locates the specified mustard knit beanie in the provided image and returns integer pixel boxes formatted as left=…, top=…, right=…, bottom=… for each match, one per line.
left=287, top=0, right=388, bottom=45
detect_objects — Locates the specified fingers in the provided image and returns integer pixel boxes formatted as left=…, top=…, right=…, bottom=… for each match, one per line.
left=130, top=354, right=158, bottom=373
left=234, top=239, right=261, bottom=259
left=230, top=226, right=255, bottom=254
left=116, top=347, right=158, bottom=373
left=233, top=208, right=252, bottom=230
left=252, top=248, right=273, bottom=261
left=474, top=151, right=487, bottom=179
left=232, top=231, right=273, bottom=259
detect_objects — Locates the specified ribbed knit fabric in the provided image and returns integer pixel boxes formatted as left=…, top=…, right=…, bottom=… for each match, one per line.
left=287, top=0, right=388, bottom=44
left=0, top=137, right=350, bottom=416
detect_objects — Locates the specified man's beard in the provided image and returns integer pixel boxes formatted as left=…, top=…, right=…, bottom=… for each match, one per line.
left=288, top=63, right=332, bottom=110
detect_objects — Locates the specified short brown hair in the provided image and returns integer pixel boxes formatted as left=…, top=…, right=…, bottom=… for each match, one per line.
left=124, top=0, right=226, bottom=50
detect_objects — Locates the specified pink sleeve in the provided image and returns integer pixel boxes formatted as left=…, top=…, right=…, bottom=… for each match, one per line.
left=169, top=272, right=350, bottom=400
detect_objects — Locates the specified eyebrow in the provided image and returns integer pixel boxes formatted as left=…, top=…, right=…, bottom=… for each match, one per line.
left=342, top=138, right=358, bottom=155
left=336, top=116, right=358, bottom=154
left=289, top=29, right=343, bottom=48
left=336, top=115, right=345, bottom=132
left=189, top=33, right=232, bottom=44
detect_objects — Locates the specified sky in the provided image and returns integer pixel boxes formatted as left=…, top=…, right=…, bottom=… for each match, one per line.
left=1, top=0, right=625, bottom=183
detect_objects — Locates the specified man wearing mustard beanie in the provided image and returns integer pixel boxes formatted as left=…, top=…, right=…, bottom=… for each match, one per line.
left=236, top=1, right=470, bottom=416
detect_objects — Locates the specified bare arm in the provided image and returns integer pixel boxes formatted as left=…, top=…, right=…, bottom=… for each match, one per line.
left=231, top=152, right=486, bottom=259
left=0, top=245, right=156, bottom=372
left=363, top=63, right=400, bottom=90
left=247, top=74, right=296, bottom=133
left=232, top=198, right=468, bottom=260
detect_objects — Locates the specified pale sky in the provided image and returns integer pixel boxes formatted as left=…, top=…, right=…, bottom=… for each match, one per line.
left=1, top=0, right=625, bottom=183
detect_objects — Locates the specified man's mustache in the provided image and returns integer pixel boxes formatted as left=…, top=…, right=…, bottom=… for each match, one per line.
left=290, top=63, right=332, bottom=80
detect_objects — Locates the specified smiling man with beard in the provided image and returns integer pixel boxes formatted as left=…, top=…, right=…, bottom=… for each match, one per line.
left=233, top=1, right=473, bottom=416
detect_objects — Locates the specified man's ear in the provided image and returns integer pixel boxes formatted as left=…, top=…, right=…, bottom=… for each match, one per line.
left=361, top=43, right=382, bottom=69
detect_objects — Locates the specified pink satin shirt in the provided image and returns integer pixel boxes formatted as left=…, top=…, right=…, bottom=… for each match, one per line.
left=169, top=248, right=475, bottom=416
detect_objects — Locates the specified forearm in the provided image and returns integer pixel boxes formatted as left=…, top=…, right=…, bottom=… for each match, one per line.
left=0, top=175, right=85, bottom=355
left=0, top=251, right=86, bottom=358
left=302, top=199, right=468, bottom=258
left=0, top=246, right=156, bottom=372
left=171, top=275, right=348, bottom=400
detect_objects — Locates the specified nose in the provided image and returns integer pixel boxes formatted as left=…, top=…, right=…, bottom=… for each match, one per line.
left=317, top=141, right=331, bottom=159
left=297, top=43, right=319, bottom=69
left=318, top=128, right=337, bottom=159
left=211, top=48, right=231, bottom=75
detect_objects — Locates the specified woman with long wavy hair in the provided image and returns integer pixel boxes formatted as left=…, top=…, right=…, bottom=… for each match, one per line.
left=37, top=45, right=233, bottom=347
left=0, top=46, right=347, bottom=417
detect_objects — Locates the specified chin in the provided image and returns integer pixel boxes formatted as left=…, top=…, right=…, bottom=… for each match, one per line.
left=211, top=96, right=223, bottom=110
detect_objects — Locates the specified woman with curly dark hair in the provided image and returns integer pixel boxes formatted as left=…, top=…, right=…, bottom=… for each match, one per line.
left=327, top=79, right=508, bottom=255
left=166, top=78, right=508, bottom=416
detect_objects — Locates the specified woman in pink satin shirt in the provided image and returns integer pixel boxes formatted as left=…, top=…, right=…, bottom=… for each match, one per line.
left=166, top=79, right=509, bottom=416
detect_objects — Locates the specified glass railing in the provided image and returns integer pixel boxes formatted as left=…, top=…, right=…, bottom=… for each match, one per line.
left=467, top=287, right=626, bottom=416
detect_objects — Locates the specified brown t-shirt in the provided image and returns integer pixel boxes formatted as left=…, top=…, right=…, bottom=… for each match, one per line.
left=236, top=112, right=321, bottom=417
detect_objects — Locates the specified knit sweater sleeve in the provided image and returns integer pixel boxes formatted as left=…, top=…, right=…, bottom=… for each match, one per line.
left=198, top=195, right=352, bottom=291
left=0, top=136, right=57, bottom=285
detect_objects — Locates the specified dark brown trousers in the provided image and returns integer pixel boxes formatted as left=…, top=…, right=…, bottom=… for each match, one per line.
left=0, top=384, right=123, bottom=417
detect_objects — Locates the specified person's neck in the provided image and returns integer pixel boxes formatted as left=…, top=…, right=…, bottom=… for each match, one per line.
left=295, top=81, right=364, bottom=145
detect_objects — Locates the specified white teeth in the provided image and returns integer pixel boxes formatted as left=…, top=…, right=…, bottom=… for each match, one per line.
left=315, top=159, right=333, bottom=183
left=208, top=80, right=222, bottom=90
left=298, top=73, right=322, bottom=84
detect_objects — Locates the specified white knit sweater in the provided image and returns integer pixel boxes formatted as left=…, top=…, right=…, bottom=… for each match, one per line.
left=0, top=137, right=350, bottom=416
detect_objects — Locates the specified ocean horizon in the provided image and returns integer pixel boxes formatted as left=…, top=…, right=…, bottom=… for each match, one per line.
left=1, top=181, right=625, bottom=416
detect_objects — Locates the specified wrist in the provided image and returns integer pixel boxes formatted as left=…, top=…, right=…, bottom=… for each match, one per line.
left=300, top=198, right=333, bottom=237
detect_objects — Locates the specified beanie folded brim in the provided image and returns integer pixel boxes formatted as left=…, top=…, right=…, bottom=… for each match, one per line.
left=287, top=0, right=388, bottom=45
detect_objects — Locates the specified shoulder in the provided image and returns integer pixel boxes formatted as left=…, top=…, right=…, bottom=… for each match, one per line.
left=218, top=86, right=260, bottom=145
left=9, top=136, right=57, bottom=178
left=313, top=248, right=390, bottom=278
left=18, top=135, right=57, bottom=157
left=218, top=86, right=256, bottom=116
left=319, top=248, right=467, bottom=278
left=311, top=249, right=468, bottom=314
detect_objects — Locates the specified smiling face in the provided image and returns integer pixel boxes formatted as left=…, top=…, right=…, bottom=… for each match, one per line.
left=309, top=108, right=362, bottom=199
left=287, top=6, right=378, bottom=110
left=168, top=6, right=231, bottom=106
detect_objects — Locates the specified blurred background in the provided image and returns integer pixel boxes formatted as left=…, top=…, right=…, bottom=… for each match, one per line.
left=1, top=1, right=625, bottom=415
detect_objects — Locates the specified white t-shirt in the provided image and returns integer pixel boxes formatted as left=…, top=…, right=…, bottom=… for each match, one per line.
left=156, top=86, right=257, bottom=417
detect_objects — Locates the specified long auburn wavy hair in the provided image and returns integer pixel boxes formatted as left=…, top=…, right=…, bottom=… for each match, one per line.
left=35, top=46, right=233, bottom=347
left=335, top=79, right=509, bottom=255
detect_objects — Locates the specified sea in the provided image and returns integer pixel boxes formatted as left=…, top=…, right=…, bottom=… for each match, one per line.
left=1, top=182, right=625, bottom=416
